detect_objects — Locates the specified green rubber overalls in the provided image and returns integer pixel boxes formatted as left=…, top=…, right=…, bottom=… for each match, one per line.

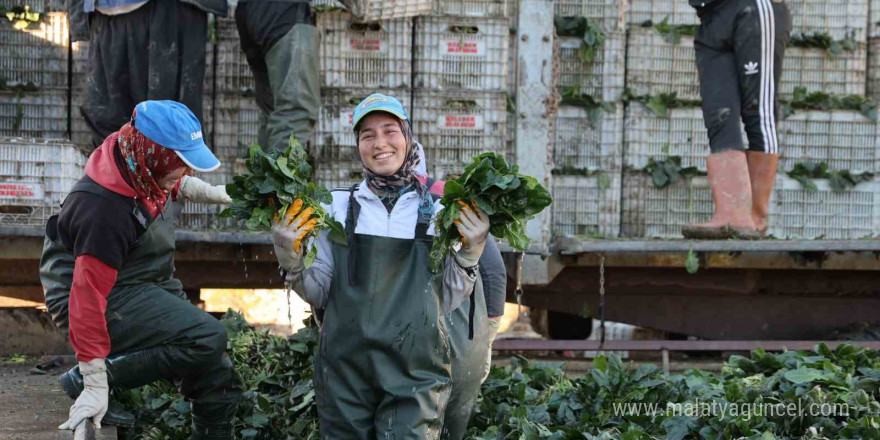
left=314, top=187, right=453, bottom=439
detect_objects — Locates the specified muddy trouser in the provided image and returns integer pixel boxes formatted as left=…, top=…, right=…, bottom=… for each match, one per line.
left=694, top=0, right=791, bottom=154
left=235, top=1, right=321, bottom=150
left=82, top=0, right=208, bottom=149
left=103, top=283, right=242, bottom=426
left=441, top=277, right=489, bottom=440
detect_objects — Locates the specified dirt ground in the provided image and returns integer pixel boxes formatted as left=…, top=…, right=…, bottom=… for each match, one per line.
left=0, top=361, right=115, bottom=440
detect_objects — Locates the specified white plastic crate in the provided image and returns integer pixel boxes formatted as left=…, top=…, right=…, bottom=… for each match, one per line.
left=414, top=16, right=508, bottom=91
left=584, top=320, right=635, bottom=359
left=554, top=103, right=624, bottom=171
left=411, top=90, right=507, bottom=179
left=789, top=0, right=868, bottom=42
left=781, top=44, right=867, bottom=99
left=315, top=161, right=365, bottom=190
left=4, top=0, right=65, bottom=11
left=621, top=172, right=716, bottom=238
left=0, top=12, right=68, bottom=88
left=436, top=0, right=509, bottom=18
left=0, top=138, right=85, bottom=227
left=213, top=92, right=261, bottom=158
left=552, top=173, right=622, bottom=238
left=768, top=176, right=880, bottom=239
left=555, top=0, right=625, bottom=31
left=625, top=27, right=699, bottom=102
left=557, top=31, right=625, bottom=102
left=0, top=89, right=67, bottom=139
left=312, top=0, right=432, bottom=20
left=315, top=87, right=412, bottom=164
left=213, top=17, right=255, bottom=94
left=627, top=0, right=699, bottom=26
left=777, top=110, right=878, bottom=173
left=319, top=13, right=412, bottom=89
left=625, top=102, right=747, bottom=172
left=867, top=37, right=880, bottom=103
left=871, top=0, right=880, bottom=37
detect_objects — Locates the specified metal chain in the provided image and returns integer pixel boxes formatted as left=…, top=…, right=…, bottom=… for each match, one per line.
left=515, top=251, right=525, bottom=316
left=598, top=254, right=606, bottom=348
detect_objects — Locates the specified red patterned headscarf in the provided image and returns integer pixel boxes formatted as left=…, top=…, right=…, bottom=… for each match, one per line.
left=117, top=121, right=187, bottom=218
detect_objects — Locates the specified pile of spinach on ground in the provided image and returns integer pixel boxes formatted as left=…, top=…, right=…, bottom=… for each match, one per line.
left=117, top=310, right=320, bottom=440
left=787, top=162, right=875, bottom=192
left=430, top=152, right=553, bottom=271
left=120, top=313, right=879, bottom=440
left=467, top=343, right=880, bottom=440
left=782, top=86, right=878, bottom=121
left=554, top=16, right=607, bottom=64
left=220, top=139, right=346, bottom=267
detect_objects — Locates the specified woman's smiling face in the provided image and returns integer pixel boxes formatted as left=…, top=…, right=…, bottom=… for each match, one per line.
left=357, top=112, right=407, bottom=177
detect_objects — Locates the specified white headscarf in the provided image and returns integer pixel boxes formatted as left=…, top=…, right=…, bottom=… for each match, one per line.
left=414, top=141, right=427, bottom=177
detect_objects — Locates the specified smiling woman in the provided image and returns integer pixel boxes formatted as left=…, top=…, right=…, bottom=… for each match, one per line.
left=356, top=113, right=408, bottom=176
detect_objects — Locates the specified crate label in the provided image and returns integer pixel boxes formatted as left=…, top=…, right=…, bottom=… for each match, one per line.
left=340, top=112, right=355, bottom=128
left=440, top=40, right=486, bottom=57
left=438, top=114, right=484, bottom=130
left=345, top=38, right=387, bottom=53
left=0, top=182, right=44, bottom=200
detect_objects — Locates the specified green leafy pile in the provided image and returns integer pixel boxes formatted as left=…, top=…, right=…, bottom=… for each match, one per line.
left=641, top=18, right=698, bottom=45
left=467, top=344, right=880, bottom=439
left=783, top=87, right=878, bottom=121
left=221, top=139, right=346, bottom=267
left=118, top=311, right=320, bottom=440
left=645, top=156, right=705, bottom=189
left=430, top=153, right=553, bottom=271
left=789, top=32, right=858, bottom=57
left=555, top=16, right=607, bottom=64
left=787, top=162, right=875, bottom=192
left=622, top=90, right=702, bottom=118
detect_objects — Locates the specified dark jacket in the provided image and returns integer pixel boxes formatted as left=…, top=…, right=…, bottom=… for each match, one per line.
left=69, top=0, right=227, bottom=41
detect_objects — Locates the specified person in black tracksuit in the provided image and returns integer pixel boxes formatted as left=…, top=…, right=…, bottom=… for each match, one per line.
left=683, top=0, right=792, bottom=239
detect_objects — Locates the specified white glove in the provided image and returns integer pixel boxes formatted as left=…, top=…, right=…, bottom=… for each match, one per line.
left=272, top=200, right=317, bottom=274
left=454, top=201, right=490, bottom=268
left=59, top=358, right=108, bottom=435
left=178, top=175, right=232, bottom=204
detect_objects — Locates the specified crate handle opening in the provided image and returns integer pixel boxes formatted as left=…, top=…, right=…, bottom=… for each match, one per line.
left=0, top=205, right=34, bottom=215
left=449, top=25, right=479, bottom=34
left=446, top=100, right=479, bottom=110
left=350, top=22, right=383, bottom=32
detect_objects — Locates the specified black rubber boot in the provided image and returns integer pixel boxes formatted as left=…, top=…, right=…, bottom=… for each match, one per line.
left=189, top=414, right=234, bottom=440
left=58, top=366, right=136, bottom=428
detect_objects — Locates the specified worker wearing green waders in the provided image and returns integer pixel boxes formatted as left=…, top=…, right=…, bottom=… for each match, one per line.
left=272, top=93, right=490, bottom=438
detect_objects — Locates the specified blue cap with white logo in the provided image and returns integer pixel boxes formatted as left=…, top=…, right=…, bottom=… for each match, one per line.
left=352, top=93, right=408, bottom=131
left=133, top=100, right=220, bottom=172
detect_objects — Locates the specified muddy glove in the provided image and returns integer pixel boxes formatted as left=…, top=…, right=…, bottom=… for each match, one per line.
left=177, top=175, right=232, bottom=204
left=59, top=358, right=108, bottom=436
left=454, top=201, right=490, bottom=268
left=272, top=199, right=317, bottom=273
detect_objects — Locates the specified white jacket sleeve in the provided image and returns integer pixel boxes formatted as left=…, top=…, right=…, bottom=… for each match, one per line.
left=283, top=229, right=334, bottom=309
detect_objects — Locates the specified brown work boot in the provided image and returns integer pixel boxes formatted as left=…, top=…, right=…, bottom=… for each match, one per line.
left=746, top=151, right=778, bottom=234
left=682, top=150, right=759, bottom=239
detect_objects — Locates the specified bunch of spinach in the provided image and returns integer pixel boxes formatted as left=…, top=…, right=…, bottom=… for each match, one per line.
left=622, top=90, right=702, bottom=118
left=641, top=17, right=698, bottom=45
left=789, top=32, right=858, bottom=57
left=787, top=162, right=875, bottom=192
left=430, top=153, right=552, bottom=271
left=555, top=16, right=607, bottom=64
left=645, top=156, right=704, bottom=189
left=220, top=139, right=346, bottom=267
left=1, top=5, right=44, bottom=30
left=783, top=86, right=878, bottom=121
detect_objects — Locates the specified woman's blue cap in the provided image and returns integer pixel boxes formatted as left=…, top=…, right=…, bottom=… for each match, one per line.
left=133, top=100, right=220, bottom=172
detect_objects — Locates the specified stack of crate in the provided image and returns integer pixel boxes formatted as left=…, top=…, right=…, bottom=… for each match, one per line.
left=411, top=1, right=511, bottom=180
left=314, top=10, right=414, bottom=188
left=551, top=0, right=626, bottom=238
left=0, top=6, right=86, bottom=227
left=622, top=0, right=880, bottom=239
